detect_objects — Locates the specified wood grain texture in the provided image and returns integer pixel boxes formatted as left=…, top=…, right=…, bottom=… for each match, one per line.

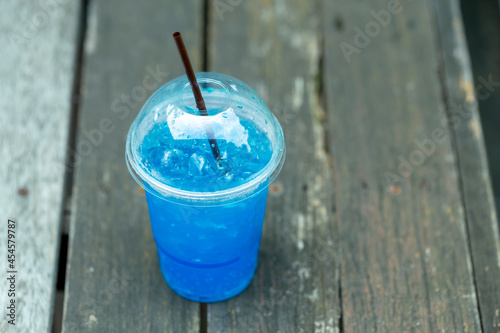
left=61, top=0, right=202, bottom=332
left=207, top=0, right=340, bottom=332
left=0, top=1, right=80, bottom=332
left=324, top=0, right=482, bottom=331
left=429, top=0, right=500, bottom=331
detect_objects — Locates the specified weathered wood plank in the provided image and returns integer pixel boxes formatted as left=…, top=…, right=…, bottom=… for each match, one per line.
left=429, top=0, right=500, bottom=331
left=0, top=1, right=80, bottom=332
left=324, top=0, right=482, bottom=331
left=62, top=0, right=202, bottom=332
left=208, top=0, right=340, bottom=332
left=460, top=0, right=500, bottom=206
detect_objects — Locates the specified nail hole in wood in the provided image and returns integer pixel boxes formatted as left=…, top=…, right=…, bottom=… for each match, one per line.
left=334, top=16, right=344, bottom=31
left=18, top=187, right=29, bottom=196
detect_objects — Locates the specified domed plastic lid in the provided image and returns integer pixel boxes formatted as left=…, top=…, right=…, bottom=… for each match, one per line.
left=126, top=72, right=285, bottom=204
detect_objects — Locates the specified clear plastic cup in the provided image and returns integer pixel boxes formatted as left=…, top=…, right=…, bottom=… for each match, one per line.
left=126, top=72, right=285, bottom=302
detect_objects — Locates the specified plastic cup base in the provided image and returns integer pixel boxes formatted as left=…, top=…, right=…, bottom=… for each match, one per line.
left=163, top=273, right=255, bottom=303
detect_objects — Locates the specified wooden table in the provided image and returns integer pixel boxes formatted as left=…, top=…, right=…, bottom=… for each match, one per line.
left=2, top=0, right=500, bottom=332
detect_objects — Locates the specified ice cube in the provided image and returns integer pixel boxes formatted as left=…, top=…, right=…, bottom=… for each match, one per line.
left=223, top=171, right=234, bottom=182
left=161, top=151, right=171, bottom=165
left=189, top=153, right=205, bottom=176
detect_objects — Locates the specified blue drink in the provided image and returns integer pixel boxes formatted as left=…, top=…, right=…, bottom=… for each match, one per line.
left=126, top=73, right=285, bottom=302
left=145, top=185, right=268, bottom=302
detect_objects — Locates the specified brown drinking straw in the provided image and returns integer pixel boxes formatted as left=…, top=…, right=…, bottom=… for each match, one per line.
left=173, top=32, right=221, bottom=162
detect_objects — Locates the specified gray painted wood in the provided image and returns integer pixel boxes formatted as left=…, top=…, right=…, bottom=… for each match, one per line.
left=0, top=1, right=80, bottom=332
left=430, top=0, right=500, bottom=331
left=207, top=0, right=340, bottom=332
left=61, top=0, right=202, bottom=331
left=324, top=0, right=482, bottom=331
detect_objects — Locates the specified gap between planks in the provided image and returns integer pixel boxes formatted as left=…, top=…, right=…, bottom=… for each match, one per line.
left=52, top=0, right=90, bottom=332
left=199, top=1, right=210, bottom=333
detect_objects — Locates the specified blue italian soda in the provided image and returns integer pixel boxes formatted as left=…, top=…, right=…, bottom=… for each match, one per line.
left=126, top=73, right=285, bottom=302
